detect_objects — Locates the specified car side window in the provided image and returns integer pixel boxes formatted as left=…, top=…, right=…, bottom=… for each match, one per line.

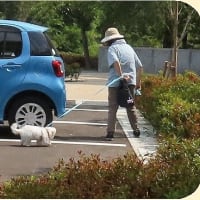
left=44, top=32, right=60, bottom=56
left=0, top=26, right=22, bottom=59
left=29, top=32, right=52, bottom=56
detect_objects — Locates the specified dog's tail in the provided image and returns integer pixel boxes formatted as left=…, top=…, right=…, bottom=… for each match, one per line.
left=10, top=123, right=20, bottom=135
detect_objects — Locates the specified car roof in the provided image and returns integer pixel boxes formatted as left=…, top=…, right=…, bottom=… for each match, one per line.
left=0, top=19, right=48, bottom=32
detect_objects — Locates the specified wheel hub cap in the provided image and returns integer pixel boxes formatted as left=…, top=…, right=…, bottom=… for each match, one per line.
left=15, top=103, right=46, bottom=126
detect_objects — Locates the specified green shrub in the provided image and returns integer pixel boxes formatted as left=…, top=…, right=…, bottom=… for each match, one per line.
left=60, top=52, right=98, bottom=70
left=65, top=62, right=81, bottom=80
left=61, top=52, right=85, bottom=67
left=146, top=137, right=200, bottom=198
left=1, top=143, right=199, bottom=199
left=138, top=71, right=200, bottom=138
left=0, top=153, right=143, bottom=199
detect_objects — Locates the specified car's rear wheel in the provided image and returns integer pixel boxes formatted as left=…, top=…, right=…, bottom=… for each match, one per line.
left=8, top=96, right=53, bottom=127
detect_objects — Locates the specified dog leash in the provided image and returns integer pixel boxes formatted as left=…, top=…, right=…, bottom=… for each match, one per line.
left=46, top=76, right=122, bottom=127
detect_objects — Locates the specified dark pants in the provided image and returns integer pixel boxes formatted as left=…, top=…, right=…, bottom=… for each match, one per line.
left=107, top=85, right=138, bottom=134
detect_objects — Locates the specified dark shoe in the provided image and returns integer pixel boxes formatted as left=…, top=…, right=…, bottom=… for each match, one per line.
left=105, top=132, right=114, bottom=141
left=133, top=129, right=140, bottom=137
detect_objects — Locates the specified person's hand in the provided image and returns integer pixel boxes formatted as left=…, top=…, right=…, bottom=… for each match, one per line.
left=136, top=80, right=141, bottom=89
left=123, top=74, right=131, bottom=81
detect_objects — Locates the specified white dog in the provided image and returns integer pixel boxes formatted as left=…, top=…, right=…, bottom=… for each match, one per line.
left=10, top=123, right=56, bottom=147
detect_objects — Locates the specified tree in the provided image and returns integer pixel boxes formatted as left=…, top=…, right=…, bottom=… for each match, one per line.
left=98, top=1, right=166, bottom=47
left=159, top=1, right=196, bottom=76
left=1, top=0, right=200, bottom=68
left=0, top=1, right=19, bottom=19
left=59, top=1, right=101, bottom=68
left=26, top=1, right=68, bottom=50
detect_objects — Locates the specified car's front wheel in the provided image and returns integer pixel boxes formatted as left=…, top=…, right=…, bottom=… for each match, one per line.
left=8, top=96, right=53, bottom=127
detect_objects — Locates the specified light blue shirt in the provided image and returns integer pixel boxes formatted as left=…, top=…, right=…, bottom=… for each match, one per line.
left=107, top=39, right=142, bottom=87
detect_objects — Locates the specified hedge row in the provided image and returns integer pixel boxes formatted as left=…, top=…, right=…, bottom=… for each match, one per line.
left=137, top=71, right=200, bottom=139
left=60, top=52, right=98, bottom=69
left=0, top=137, right=199, bottom=199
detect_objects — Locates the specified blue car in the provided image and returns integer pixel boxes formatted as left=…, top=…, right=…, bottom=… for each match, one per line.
left=0, top=20, right=67, bottom=127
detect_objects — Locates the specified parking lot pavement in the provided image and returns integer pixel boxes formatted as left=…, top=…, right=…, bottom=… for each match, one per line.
left=66, top=70, right=158, bottom=161
left=0, top=101, right=133, bottom=183
left=52, top=101, right=134, bottom=151
left=65, top=71, right=108, bottom=101
left=0, top=100, right=157, bottom=183
left=65, top=100, right=158, bottom=161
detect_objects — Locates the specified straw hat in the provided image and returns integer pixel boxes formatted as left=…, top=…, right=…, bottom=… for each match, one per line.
left=101, top=27, right=124, bottom=43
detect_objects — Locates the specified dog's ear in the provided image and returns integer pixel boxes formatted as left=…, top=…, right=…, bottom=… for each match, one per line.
left=48, top=127, right=56, bottom=134
left=46, top=128, right=56, bottom=139
left=50, top=129, right=56, bottom=139
left=52, top=127, right=56, bottom=133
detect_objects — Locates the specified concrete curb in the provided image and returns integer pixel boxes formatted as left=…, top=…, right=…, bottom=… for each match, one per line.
left=117, top=108, right=158, bottom=162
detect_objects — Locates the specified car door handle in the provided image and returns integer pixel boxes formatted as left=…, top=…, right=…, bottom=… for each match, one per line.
left=1, top=62, right=22, bottom=71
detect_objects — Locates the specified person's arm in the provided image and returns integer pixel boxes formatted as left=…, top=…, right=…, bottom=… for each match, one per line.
left=113, top=61, right=122, bottom=77
left=133, top=51, right=143, bottom=88
left=136, top=66, right=143, bottom=89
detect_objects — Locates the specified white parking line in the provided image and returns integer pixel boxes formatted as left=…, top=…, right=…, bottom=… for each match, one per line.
left=53, top=140, right=126, bottom=147
left=0, top=139, right=126, bottom=147
left=53, top=121, right=107, bottom=126
left=70, top=108, right=108, bottom=112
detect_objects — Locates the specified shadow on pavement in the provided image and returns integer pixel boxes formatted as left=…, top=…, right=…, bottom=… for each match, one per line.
left=0, top=125, right=19, bottom=139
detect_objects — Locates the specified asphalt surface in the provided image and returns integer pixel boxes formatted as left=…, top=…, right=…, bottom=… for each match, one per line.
left=0, top=102, right=133, bottom=182
left=0, top=71, right=157, bottom=183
